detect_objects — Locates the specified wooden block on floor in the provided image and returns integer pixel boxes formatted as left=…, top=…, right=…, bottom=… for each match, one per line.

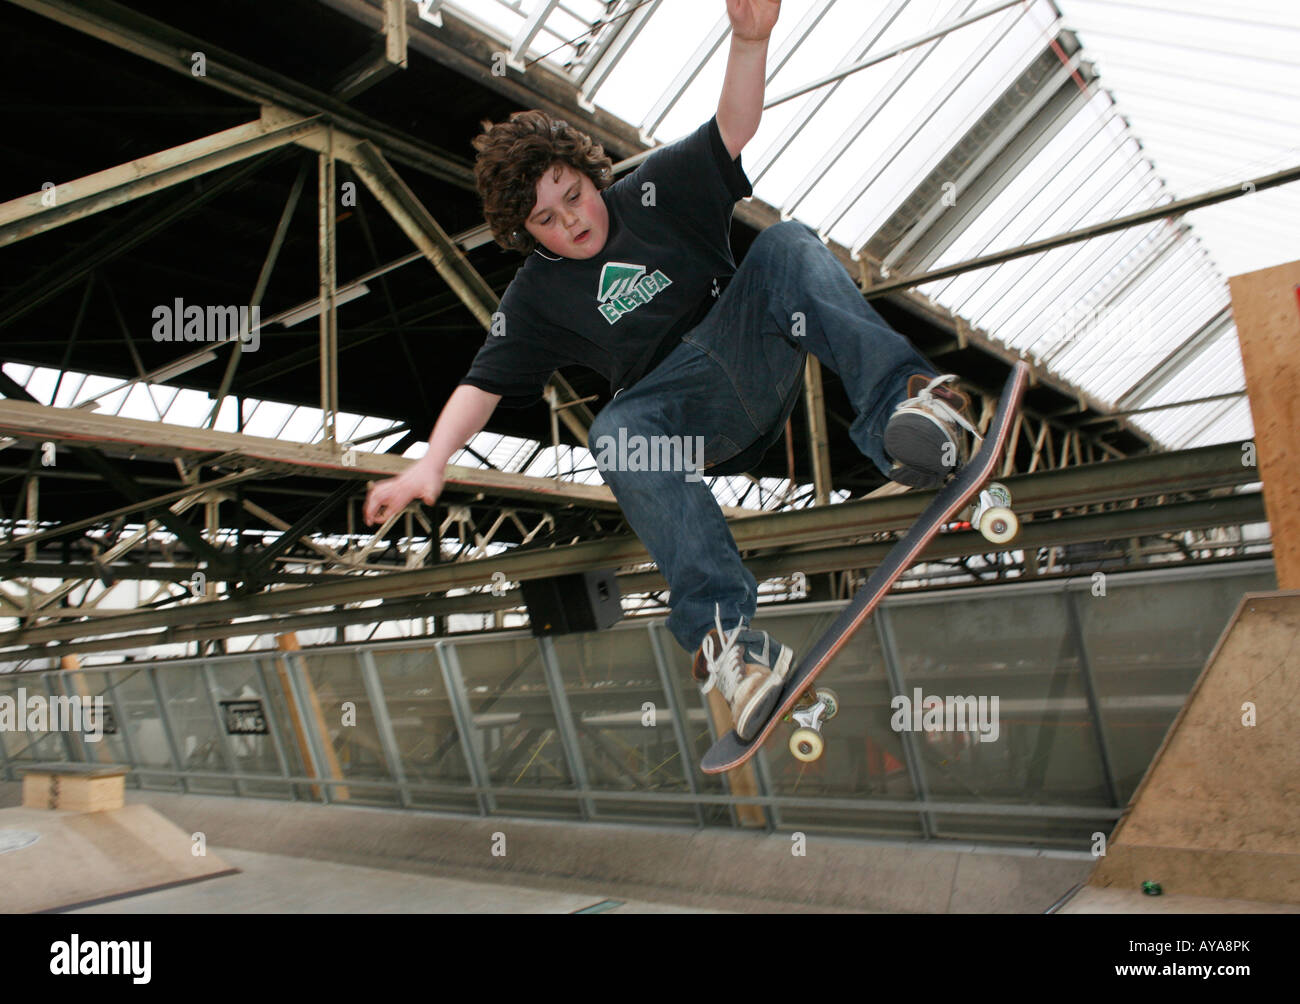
left=704, top=691, right=765, bottom=828
left=19, top=764, right=129, bottom=813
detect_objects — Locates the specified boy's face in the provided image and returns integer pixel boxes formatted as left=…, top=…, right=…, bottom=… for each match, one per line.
left=524, top=163, right=609, bottom=259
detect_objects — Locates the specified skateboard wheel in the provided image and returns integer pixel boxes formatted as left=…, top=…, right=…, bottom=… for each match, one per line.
left=978, top=506, right=1018, bottom=544
left=816, top=688, right=840, bottom=720
left=790, top=728, right=824, bottom=763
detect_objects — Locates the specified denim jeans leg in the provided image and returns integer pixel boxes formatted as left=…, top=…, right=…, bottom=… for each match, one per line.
left=688, top=220, right=939, bottom=477
left=588, top=340, right=763, bottom=654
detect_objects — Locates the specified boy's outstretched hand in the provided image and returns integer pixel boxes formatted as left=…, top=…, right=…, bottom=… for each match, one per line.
left=726, top=0, right=781, bottom=42
left=363, top=457, right=444, bottom=526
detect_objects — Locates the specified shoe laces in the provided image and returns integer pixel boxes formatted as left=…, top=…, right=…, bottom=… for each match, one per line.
left=902, top=374, right=979, bottom=438
left=699, top=605, right=767, bottom=700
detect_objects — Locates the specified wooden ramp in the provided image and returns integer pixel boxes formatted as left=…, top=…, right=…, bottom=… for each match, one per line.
left=1060, top=885, right=1300, bottom=914
left=0, top=804, right=237, bottom=913
left=1088, top=590, right=1300, bottom=905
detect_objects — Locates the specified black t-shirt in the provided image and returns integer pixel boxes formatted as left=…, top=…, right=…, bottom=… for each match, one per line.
left=459, top=116, right=753, bottom=408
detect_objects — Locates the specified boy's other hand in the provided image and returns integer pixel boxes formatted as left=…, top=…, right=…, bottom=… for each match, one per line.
left=364, top=459, right=444, bottom=526
left=726, top=0, right=781, bottom=42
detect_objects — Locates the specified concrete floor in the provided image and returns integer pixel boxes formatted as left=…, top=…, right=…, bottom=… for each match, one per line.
left=1, top=781, right=1097, bottom=913
left=70, top=846, right=716, bottom=914
left=29, top=780, right=1294, bottom=914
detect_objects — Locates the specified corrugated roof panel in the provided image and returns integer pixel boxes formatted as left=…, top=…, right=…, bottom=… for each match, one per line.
left=1143, top=332, right=1244, bottom=408
left=1177, top=397, right=1254, bottom=450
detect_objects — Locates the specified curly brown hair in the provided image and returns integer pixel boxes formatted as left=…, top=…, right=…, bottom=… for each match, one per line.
left=472, top=110, right=614, bottom=255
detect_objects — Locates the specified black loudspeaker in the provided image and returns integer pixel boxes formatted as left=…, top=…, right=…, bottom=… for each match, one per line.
left=520, top=569, right=623, bottom=637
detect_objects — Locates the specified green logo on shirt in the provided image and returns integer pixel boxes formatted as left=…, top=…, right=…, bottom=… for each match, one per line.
left=597, top=262, right=672, bottom=325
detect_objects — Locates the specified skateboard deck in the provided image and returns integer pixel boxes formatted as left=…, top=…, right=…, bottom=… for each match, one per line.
left=700, top=361, right=1030, bottom=774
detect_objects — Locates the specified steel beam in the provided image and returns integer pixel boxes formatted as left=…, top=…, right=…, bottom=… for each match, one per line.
left=0, top=483, right=1266, bottom=657
left=347, top=141, right=497, bottom=329
left=382, top=0, right=407, bottom=68
left=318, top=138, right=340, bottom=444
left=298, top=136, right=594, bottom=443
left=881, top=53, right=1087, bottom=272
left=63, top=449, right=231, bottom=574
left=207, top=158, right=311, bottom=429
left=863, top=163, right=1300, bottom=297
left=332, top=0, right=409, bottom=98
left=0, top=470, right=260, bottom=554
left=6, top=549, right=1270, bottom=667
left=0, top=563, right=359, bottom=587
left=0, top=151, right=284, bottom=333
left=238, top=483, right=355, bottom=585
left=0, top=399, right=621, bottom=510
left=10, top=0, right=475, bottom=188
left=903, top=71, right=1097, bottom=276
left=0, top=115, right=322, bottom=247
left=9, top=0, right=604, bottom=450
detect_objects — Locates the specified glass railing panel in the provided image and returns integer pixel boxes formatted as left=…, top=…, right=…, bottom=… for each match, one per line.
left=449, top=635, right=579, bottom=819
left=371, top=646, right=478, bottom=814
left=546, top=627, right=695, bottom=824
left=292, top=650, right=398, bottom=808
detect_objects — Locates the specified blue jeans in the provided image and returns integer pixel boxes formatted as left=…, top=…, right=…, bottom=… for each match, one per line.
left=588, top=221, right=937, bottom=654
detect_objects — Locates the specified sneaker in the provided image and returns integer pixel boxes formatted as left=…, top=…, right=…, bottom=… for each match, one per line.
left=691, top=606, right=795, bottom=740
left=884, top=373, right=980, bottom=489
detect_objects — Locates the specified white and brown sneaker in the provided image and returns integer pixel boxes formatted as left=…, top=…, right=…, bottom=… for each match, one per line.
left=691, top=607, right=793, bottom=740
left=884, top=373, right=980, bottom=489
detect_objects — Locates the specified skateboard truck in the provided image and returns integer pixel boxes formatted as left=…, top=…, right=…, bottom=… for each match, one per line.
left=785, top=687, right=839, bottom=763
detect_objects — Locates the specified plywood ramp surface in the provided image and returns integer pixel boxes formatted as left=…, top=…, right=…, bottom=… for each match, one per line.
left=1229, top=260, right=1300, bottom=589
left=1090, top=591, right=1300, bottom=904
left=0, top=804, right=236, bottom=913
left=1061, top=885, right=1300, bottom=914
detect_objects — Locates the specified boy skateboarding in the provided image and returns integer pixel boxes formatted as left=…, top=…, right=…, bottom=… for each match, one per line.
left=364, top=0, right=977, bottom=746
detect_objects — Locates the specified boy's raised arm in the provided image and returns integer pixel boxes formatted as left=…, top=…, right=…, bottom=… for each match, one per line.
left=716, top=0, right=781, bottom=159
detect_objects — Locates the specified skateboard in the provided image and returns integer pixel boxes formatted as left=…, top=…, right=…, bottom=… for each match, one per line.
left=700, top=361, right=1030, bottom=774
